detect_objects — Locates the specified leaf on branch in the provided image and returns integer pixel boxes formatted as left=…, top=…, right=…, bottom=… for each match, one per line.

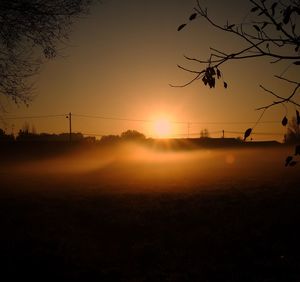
left=211, top=77, right=216, bottom=88
left=189, top=13, right=197, bottom=21
left=244, top=128, right=252, bottom=141
left=206, top=67, right=216, bottom=76
left=202, top=67, right=218, bottom=88
left=293, top=61, right=300, bottom=65
left=224, top=82, right=228, bottom=89
left=177, top=24, right=187, bottom=31
left=209, top=67, right=216, bottom=76
left=296, top=110, right=300, bottom=125
left=251, top=7, right=259, bottom=12
left=282, top=116, right=288, bottom=126
left=283, top=6, right=292, bottom=25
left=253, top=25, right=260, bottom=32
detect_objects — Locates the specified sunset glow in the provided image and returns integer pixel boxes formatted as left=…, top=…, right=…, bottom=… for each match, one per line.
left=1, top=0, right=300, bottom=279
left=153, top=118, right=171, bottom=138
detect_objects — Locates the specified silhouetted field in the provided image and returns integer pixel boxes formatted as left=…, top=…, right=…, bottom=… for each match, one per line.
left=0, top=143, right=300, bottom=281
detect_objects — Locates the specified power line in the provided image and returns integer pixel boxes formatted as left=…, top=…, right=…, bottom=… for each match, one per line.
left=72, top=113, right=281, bottom=125
left=2, top=114, right=66, bottom=120
left=0, top=113, right=286, bottom=139
left=174, top=131, right=284, bottom=137
left=81, top=131, right=285, bottom=138
left=225, top=131, right=284, bottom=136
left=72, top=114, right=153, bottom=123
left=1, top=113, right=282, bottom=125
left=188, top=121, right=280, bottom=125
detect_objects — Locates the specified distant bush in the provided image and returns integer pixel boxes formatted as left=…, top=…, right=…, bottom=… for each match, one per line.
left=100, top=135, right=120, bottom=144
left=0, top=128, right=14, bottom=142
left=120, top=130, right=146, bottom=142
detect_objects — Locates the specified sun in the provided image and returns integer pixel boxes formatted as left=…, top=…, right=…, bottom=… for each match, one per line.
left=153, top=118, right=171, bottom=138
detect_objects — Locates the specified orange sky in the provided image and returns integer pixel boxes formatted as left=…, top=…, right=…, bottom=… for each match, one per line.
left=1, top=0, right=298, bottom=141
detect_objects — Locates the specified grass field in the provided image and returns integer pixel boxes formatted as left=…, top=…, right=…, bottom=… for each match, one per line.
left=0, top=144, right=300, bottom=281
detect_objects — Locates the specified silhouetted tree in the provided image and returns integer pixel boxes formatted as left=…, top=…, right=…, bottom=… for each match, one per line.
left=0, top=0, right=95, bottom=105
left=16, top=130, right=85, bottom=142
left=100, top=135, right=121, bottom=144
left=20, top=122, right=30, bottom=135
left=175, top=0, right=300, bottom=141
left=17, top=122, right=37, bottom=141
left=200, top=128, right=210, bottom=138
left=0, top=128, right=14, bottom=142
left=120, top=130, right=146, bottom=142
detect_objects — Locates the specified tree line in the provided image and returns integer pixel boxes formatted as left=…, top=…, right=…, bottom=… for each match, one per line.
left=1, top=124, right=300, bottom=145
left=0, top=128, right=147, bottom=144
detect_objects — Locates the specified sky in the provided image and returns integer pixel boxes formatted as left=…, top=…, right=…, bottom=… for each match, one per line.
left=1, top=0, right=299, bottom=141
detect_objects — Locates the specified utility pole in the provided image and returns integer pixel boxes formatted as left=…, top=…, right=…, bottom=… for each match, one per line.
left=222, top=130, right=225, bottom=138
left=66, top=112, right=72, bottom=143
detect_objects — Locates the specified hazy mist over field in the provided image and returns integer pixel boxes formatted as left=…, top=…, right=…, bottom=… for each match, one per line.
left=2, top=144, right=298, bottom=194
left=1, top=142, right=300, bottom=281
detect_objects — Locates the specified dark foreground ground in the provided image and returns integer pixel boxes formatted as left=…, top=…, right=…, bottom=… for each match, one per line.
left=0, top=144, right=300, bottom=281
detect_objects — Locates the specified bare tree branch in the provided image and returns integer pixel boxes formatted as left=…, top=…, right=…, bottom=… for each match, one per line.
left=0, top=0, right=96, bottom=106
left=175, top=0, right=300, bottom=111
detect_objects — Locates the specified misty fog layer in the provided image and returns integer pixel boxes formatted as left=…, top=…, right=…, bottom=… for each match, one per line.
left=1, top=144, right=298, bottom=194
